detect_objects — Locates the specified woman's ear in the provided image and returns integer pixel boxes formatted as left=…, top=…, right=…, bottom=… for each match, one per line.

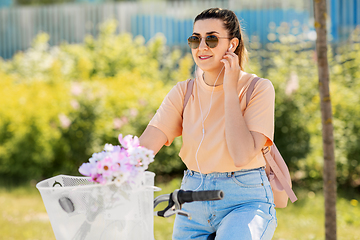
left=229, top=38, right=240, bottom=52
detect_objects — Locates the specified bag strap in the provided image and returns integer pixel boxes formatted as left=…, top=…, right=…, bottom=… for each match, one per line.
left=183, top=79, right=194, bottom=115
left=246, top=76, right=297, bottom=203
left=246, top=77, right=260, bottom=107
left=262, top=146, right=298, bottom=203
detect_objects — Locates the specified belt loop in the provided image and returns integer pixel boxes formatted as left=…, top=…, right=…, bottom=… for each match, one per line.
left=260, top=166, right=266, bottom=175
left=227, top=172, right=232, bottom=177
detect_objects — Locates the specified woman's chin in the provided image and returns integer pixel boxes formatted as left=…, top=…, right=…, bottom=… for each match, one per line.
left=198, top=65, right=224, bottom=74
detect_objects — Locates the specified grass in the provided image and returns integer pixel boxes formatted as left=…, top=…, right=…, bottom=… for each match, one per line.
left=274, top=190, right=360, bottom=240
left=0, top=187, right=54, bottom=240
left=0, top=179, right=359, bottom=240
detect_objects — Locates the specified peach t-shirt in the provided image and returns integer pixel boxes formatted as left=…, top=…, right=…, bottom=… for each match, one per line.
left=149, top=71, right=275, bottom=173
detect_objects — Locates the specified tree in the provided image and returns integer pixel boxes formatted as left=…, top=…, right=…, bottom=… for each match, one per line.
left=313, top=1, right=337, bottom=239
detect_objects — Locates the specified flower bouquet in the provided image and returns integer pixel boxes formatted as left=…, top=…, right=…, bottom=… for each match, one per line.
left=79, top=134, right=154, bottom=187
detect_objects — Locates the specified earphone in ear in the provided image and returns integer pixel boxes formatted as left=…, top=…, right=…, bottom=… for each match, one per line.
left=228, top=43, right=234, bottom=51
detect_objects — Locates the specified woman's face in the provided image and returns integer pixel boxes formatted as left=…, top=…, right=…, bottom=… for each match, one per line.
left=191, top=18, right=231, bottom=73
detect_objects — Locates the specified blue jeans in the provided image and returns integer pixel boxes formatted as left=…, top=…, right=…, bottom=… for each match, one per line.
left=172, top=168, right=277, bottom=240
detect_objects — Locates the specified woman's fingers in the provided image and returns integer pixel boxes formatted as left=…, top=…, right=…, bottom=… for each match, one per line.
left=222, top=52, right=238, bottom=69
left=222, top=53, right=240, bottom=72
left=224, top=52, right=239, bottom=66
left=220, top=58, right=230, bottom=69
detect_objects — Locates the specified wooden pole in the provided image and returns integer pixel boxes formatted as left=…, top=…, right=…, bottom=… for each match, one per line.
left=313, top=1, right=337, bottom=239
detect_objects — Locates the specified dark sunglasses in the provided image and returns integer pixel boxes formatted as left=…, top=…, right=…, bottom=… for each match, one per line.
left=187, top=35, right=231, bottom=49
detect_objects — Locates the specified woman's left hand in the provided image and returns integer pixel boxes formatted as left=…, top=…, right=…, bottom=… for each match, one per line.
left=220, top=51, right=241, bottom=92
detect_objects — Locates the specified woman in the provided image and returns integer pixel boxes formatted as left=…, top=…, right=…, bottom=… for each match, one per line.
left=140, top=8, right=277, bottom=240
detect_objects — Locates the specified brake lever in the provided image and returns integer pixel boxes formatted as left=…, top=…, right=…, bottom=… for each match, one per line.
left=173, top=209, right=192, bottom=219
left=154, top=189, right=192, bottom=219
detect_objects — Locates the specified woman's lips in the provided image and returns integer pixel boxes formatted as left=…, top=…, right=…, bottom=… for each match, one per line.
left=198, top=55, right=212, bottom=60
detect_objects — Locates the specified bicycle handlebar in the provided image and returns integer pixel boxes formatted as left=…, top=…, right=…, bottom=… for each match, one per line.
left=154, top=189, right=224, bottom=219
left=176, top=190, right=224, bottom=204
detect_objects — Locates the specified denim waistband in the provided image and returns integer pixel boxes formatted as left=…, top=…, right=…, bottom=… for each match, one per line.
left=185, top=167, right=265, bottom=178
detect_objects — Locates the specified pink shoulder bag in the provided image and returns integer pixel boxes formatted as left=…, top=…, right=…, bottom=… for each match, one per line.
left=183, top=77, right=297, bottom=208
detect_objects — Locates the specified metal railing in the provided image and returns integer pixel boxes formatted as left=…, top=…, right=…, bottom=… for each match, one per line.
left=0, top=0, right=359, bottom=60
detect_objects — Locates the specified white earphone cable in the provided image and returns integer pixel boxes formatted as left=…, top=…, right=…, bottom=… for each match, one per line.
left=193, top=66, right=224, bottom=191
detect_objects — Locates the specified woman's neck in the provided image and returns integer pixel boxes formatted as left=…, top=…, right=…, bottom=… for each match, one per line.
left=202, top=68, right=225, bottom=87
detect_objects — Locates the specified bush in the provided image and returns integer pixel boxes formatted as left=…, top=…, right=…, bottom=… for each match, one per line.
left=0, top=20, right=192, bottom=184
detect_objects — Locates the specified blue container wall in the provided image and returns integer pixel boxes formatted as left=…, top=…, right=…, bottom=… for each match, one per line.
left=330, top=0, right=360, bottom=42
left=131, top=9, right=312, bottom=47
left=0, top=0, right=13, bottom=8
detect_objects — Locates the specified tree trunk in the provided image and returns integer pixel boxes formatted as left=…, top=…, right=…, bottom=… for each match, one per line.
left=313, top=1, right=337, bottom=240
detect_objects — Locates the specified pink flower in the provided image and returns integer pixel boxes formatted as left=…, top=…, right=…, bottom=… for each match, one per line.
left=97, top=157, right=113, bottom=176
left=79, top=163, right=92, bottom=176
left=118, top=134, right=140, bottom=149
left=90, top=173, right=105, bottom=184
left=79, top=162, right=98, bottom=177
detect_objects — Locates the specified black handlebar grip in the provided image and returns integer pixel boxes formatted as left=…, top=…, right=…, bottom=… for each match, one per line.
left=177, top=190, right=224, bottom=204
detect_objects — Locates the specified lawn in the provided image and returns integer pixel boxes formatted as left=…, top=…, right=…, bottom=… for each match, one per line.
left=0, top=178, right=359, bottom=240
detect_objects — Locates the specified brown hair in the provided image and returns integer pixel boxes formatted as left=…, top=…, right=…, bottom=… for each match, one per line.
left=194, top=8, right=248, bottom=70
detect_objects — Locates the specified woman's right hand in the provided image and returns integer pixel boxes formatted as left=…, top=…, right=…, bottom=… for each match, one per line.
left=220, top=51, right=241, bottom=93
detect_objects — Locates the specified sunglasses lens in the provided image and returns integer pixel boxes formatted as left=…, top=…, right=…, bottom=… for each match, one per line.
left=206, top=35, right=219, bottom=48
left=188, top=36, right=200, bottom=49
left=187, top=35, right=219, bottom=49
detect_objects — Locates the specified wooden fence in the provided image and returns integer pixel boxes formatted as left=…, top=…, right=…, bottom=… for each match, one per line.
left=0, top=0, right=359, bottom=59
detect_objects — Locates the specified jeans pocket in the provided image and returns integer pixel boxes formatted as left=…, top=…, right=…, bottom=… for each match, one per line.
left=261, top=215, right=277, bottom=240
left=231, top=170, right=264, bottom=188
left=180, top=170, right=189, bottom=188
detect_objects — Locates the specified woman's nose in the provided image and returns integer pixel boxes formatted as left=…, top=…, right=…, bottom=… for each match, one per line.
left=198, top=37, right=208, bottom=50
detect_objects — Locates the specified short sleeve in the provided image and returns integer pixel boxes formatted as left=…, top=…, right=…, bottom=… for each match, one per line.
left=244, top=79, right=275, bottom=146
left=148, top=82, right=186, bottom=146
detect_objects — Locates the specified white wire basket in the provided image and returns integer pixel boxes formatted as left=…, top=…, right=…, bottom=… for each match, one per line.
left=36, top=171, right=156, bottom=240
